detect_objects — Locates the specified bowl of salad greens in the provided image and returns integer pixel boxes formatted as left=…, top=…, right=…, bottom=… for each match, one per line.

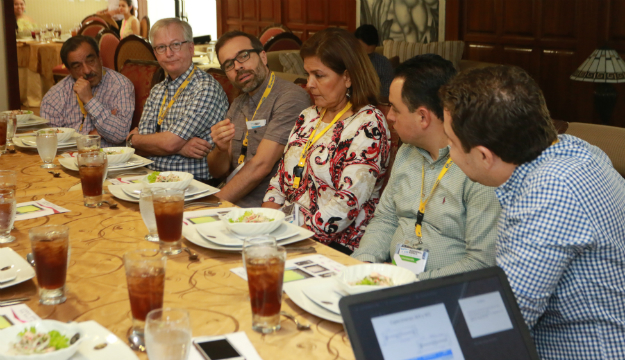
left=101, top=147, right=134, bottom=164
left=141, top=171, right=193, bottom=190
left=336, top=264, right=417, bottom=295
left=220, top=208, right=285, bottom=236
left=0, top=320, right=84, bottom=360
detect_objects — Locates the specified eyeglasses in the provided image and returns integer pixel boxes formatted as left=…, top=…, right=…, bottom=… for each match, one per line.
left=153, top=41, right=189, bottom=55
left=221, top=49, right=260, bottom=72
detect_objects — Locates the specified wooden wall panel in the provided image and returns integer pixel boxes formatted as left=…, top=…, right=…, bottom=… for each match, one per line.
left=608, top=0, right=625, bottom=41
left=466, top=44, right=498, bottom=63
left=502, top=47, right=537, bottom=78
left=285, top=0, right=304, bottom=24
left=541, top=0, right=577, bottom=39
left=242, top=0, right=257, bottom=20
left=259, top=0, right=276, bottom=22
left=306, top=1, right=325, bottom=25
left=227, top=1, right=240, bottom=19
left=501, top=0, right=535, bottom=37
left=465, top=0, right=497, bottom=35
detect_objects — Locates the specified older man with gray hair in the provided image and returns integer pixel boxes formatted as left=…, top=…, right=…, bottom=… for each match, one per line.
left=126, top=18, right=228, bottom=183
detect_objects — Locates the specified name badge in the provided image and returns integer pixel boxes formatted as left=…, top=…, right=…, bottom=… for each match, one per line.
left=392, top=243, right=428, bottom=275
left=246, top=120, right=266, bottom=129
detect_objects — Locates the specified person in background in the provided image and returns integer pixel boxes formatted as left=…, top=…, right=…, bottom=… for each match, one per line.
left=262, top=27, right=391, bottom=255
left=126, top=18, right=228, bottom=183
left=14, top=0, right=35, bottom=32
left=208, top=31, right=311, bottom=207
left=352, top=54, right=499, bottom=280
left=40, top=36, right=134, bottom=148
left=118, top=0, right=139, bottom=39
left=97, top=0, right=138, bottom=36
left=354, top=24, right=393, bottom=101
left=441, top=65, right=625, bottom=360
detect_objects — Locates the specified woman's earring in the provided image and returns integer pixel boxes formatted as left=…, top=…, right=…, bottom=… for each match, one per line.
left=346, top=88, right=351, bottom=99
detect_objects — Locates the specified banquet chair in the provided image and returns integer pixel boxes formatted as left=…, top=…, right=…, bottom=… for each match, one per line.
left=81, top=15, right=110, bottom=28
left=96, top=29, right=120, bottom=70
left=565, top=122, right=625, bottom=177
left=140, top=16, right=150, bottom=39
left=264, top=32, right=303, bottom=52
left=259, top=24, right=290, bottom=45
left=79, top=21, right=108, bottom=38
left=114, top=35, right=156, bottom=71
left=204, top=68, right=241, bottom=105
left=119, top=60, right=165, bottom=130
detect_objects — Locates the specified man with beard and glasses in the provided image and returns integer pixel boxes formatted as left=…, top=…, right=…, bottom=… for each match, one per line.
left=207, top=31, right=310, bottom=207
left=40, top=35, right=134, bottom=148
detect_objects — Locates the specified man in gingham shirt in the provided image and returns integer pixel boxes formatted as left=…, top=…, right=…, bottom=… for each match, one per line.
left=41, top=36, right=134, bottom=148
left=442, top=65, right=625, bottom=359
left=126, top=19, right=228, bottom=182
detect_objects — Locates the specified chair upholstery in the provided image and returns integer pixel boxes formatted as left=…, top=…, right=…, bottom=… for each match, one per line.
left=377, top=103, right=401, bottom=194
left=81, top=14, right=117, bottom=29
left=264, top=33, right=303, bottom=52
left=205, top=68, right=241, bottom=105
left=52, top=64, right=69, bottom=84
left=114, top=35, right=156, bottom=71
left=81, top=15, right=109, bottom=28
left=119, top=60, right=165, bottom=130
left=565, top=122, right=625, bottom=177
left=97, top=29, right=120, bottom=70
left=79, top=22, right=108, bottom=38
left=140, top=16, right=150, bottom=39
left=259, top=24, right=291, bottom=45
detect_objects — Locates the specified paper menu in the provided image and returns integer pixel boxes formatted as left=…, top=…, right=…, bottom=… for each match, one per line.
left=230, top=254, right=345, bottom=283
left=15, top=199, right=70, bottom=221
left=0, top=304, right=41, bottom=330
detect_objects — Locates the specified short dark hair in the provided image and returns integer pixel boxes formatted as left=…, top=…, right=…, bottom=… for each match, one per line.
left=393, top=54, right=456, bottom=120
left=440, top=65, right=557, bottom=165
left=60, top=35, right=99, bottom=68
left=215, top=31, right=264, bottom=63
left=354, top=24, right=379, bottom=46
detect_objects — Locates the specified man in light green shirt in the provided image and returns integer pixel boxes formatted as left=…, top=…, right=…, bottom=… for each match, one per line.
left=352, top=54, right=500, bottom=280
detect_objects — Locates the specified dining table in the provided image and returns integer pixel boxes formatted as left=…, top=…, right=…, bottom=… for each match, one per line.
left=0, top=139, right=360, bottom=360
left=16, top=39, right=65, bottom=107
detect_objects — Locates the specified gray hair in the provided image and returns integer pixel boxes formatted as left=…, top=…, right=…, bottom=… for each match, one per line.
left=149, top=18, right=193, bottom=44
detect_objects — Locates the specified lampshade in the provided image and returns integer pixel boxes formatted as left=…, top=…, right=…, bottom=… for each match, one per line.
left=570, top=47, right=625, bottom=83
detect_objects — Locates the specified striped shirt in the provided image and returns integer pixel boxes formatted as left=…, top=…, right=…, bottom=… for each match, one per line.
left=40, top=68, right=134, bottom=148
left=138, top=64, right=228, bottom=181
left=368, top=52, right=394, bottom=98
left=352, top=144, right=500, bottom=280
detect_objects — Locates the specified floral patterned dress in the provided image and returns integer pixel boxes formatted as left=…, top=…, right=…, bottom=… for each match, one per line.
left=264, top=104, right=391, bottom=251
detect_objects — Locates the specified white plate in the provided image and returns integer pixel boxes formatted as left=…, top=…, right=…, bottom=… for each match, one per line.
left=13, top=133, right=78, bottom=149
left=301, top=278, right=346, bottom=315
left=59, top=155, right=153, bottom=172
left=196, top=221, right=299, bottom=247
left=73, top=320, right=139, bottom=360
left=184, top=221, right=313, bottom=252
left=283, top=277, right=343, bottom=323
left=0, top=248, right=35, bottom=289
left=16, top=115, right=50, bottom=128
left=108, top=180, right=219, bottom=203
left=121, top=181, right=214, bottom=199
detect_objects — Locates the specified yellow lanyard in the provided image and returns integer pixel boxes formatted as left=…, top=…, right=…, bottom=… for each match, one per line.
left=415, top=157, right=454, bottom=239
left=157, top=66, right=197, bottom=127
left=238, top=72, right=276, bottom=164
left=292, top=102, right=352, bottom=189
left=77, top=69, right=106, bottom=131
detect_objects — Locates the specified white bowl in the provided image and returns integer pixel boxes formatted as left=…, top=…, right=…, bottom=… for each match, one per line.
left=220, top=208, right=285, bottom=237
left=2, top=110, right=33, bottom=122
left=0, top=320, right=84, bottom=360
left=140, top=171, right=193, bottom=190
left=48, top=128, right=75, bottom=143
left=101, top=147, right=134, bottom=164
left=336, top=264, right=417, bottom=295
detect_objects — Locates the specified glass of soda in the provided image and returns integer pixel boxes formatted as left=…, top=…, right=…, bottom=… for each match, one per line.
left=30, top=225, right=70, bottom=305
left=152, top=188, right=185, bottom=255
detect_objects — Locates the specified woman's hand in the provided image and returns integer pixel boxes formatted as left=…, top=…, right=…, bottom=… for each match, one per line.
left=261, top=201, right=281, bottom=209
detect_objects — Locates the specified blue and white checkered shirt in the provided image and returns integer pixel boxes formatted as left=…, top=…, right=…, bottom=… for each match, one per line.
left=138, top=64, right=228, bottom=181
left=40, top=68, right=135, bottom=148
left=495, top=134, right=625, bottom=360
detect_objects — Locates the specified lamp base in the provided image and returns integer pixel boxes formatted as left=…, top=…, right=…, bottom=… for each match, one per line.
left=594, top=83, right=617, bottom=125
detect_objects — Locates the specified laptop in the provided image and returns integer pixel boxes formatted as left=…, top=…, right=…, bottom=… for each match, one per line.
left=339, top=267, right=540, bottom=360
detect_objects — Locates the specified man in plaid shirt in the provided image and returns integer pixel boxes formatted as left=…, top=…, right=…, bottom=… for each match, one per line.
left=441, top=65, right=625, bottom=359
left=126, top=18, right=228, bottom=182
left=40, top=36, right=134, bottom=148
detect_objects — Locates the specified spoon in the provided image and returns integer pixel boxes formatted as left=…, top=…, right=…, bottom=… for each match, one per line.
left=70, top=333, right=80, bottom=345
left=280, top=311, right=311, bottom=331
left=101, top=200, right=118, bottom=209
left=26, top=253, right=35, bottom=267
left=48, top=171, right=60, bottom=177
left=183, top=247, right=198, bottom=261
left=128, top=332, right=146, bottom=352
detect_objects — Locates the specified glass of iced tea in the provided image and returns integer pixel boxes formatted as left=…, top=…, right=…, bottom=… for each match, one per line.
left=78, top=151, right=107, bottom=207
left=124, top=249, right=166, bottom=351
left=145, top=308, right=191, bottom=360
left=29, top=225, right=70, bottom=305
left=76, top=135, right=101, bottom=154
left=244, top=244, right=286, bottom=334
left=0, top=189, right=17, bottom=244
left=152, top=189, right=185, bottom=255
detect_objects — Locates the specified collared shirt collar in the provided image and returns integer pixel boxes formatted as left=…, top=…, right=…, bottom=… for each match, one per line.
left=417, top=145, right=451, bottom=164
left=165, top=63, right=195, bottom=88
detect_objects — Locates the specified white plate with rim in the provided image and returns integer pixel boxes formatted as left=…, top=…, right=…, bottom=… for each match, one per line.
left=13, top=132, right=78, bottom=149
left=301, top=278, right=346, bottom=315
left=15, top=115, right=49, bottom=128
left=195, top=221, right=299, bottom=247
left=59, top=155, right=153, bottom=172
left=73, top=320, right=139, bottom=360
left=283, top=277, right=343, bottom=323
left=120, top=181, right=215, bottom=199
left=0, top=248, right=36, bottom=289
left=108, top=181, right=219, bottom=203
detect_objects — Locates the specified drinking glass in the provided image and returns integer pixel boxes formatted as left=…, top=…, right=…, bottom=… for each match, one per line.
left=139, top=189, right=159, bottom=242
left=78, top=151, right=107, bottom=207
left=0, top=189, right=17, bottom=244
left=145, top=308, right=191, bottom=360
left=0, top=115, right=7, bottom=154
left=54, top=24, right=62, bottom=39
left=30, top=225, right=70, bottom=305
left=244, top=244, right=286, bottom=334
left=5, top=113, right=17, bottom=147
left=46, top=24, right=54, bottom=42
left=242, top=235, right=277, bottom=271
left=153, top=188, right=185, bottom=255
left=0, top=170, right=17, bottom=191
left=124, top=249, right=166, bottom=351
left=36, top=129, right=58, bottom=168
left=76, top=134, right=101, bottom=154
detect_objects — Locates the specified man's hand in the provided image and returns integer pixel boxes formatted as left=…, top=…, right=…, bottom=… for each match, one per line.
left=178, top=137, right=212, bottom=159
left=126, top=127, right=139, bottom=141
left=210, top=119, right=235, bottom=152
left=74, top=78, right=93, bottom=104
left=88, top=129, right=99, bottom=136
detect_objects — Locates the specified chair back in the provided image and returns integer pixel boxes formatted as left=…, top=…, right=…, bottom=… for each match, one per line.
left=79, top=22, right=108, bottom=38
left=119, top=60, right=165, bottom=130
left=114, top=34, right=156, bottom=71
left=204, top=68, right=241, bottom=105
left=264, top=32, right=302, bottom=52
left=97, top=29, right=120, bottom=70
left=377, top=103, right=402, bottom=194
left=140, top=16, right=150, bottom=39
left=81, top=15, right=109, bottom=28
left=565, top=122, right=625, bottom=177
left=259, top=24, right=291, bottom=45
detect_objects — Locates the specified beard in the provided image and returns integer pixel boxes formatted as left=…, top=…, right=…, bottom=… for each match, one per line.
left=235, top=63, right=268, bottom=93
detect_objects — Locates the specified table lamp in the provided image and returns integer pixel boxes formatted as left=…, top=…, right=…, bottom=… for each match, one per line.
left=570, top=47, right=625, bottom=125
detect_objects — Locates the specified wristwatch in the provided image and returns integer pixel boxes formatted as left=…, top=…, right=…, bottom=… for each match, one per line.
left=127, top=134, right=134, bottom=148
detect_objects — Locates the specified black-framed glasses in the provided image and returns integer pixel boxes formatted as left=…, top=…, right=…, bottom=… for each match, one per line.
left=153, top=41, right=189, bottom=55
left=221, top=49, right=260, bottom=72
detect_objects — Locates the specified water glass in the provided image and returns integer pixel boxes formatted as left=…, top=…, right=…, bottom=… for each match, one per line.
left=5, top=113, right=17, bottom=147
left=0, top=189, right=17, bottom=244
left=124, top=249, right=166, bottom=350
left=36, top=129, right=58, bottom=168
left=0, top=116, right=7, bottom=154
left=145, top=308, right=191, bottom=360
left=76, top=134, right=101, bottom=154
left=153, top=188, right=185, bottom=255
left=30, top=225, right=70, bottom=305
left=139, top=189, right=159, bottom=242
left=78, top=151, right=107, bottom=207
left=0, top=170, right=17, bottom=191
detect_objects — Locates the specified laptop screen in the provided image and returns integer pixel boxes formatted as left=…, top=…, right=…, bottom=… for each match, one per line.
left=340, top=268, right=538, bottom=360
